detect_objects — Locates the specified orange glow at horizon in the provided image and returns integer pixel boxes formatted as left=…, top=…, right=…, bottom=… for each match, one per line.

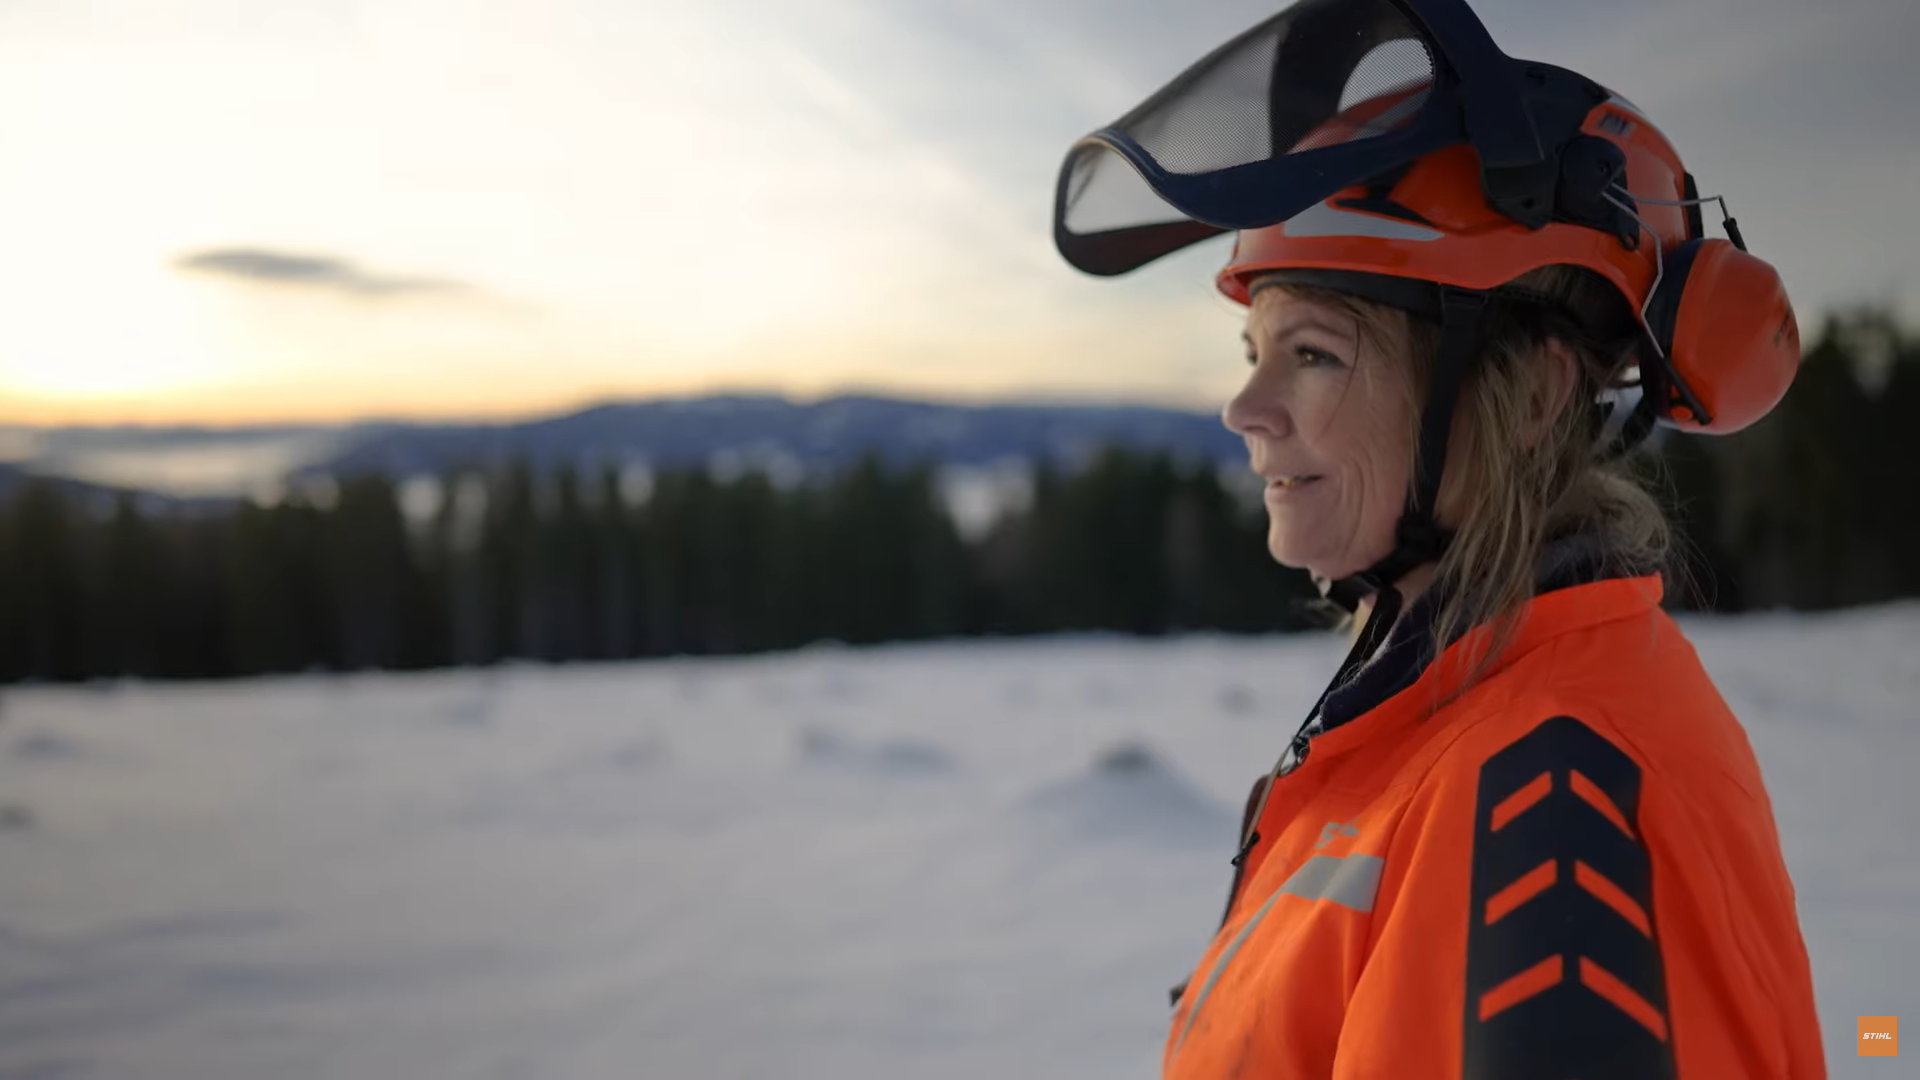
left=0, top=3, right=1247, bottom=431
left=0, top=351, right=1239, bottom=429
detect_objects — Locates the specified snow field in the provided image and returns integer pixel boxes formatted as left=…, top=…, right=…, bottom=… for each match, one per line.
left=1, top=607, right=1915, bottom=1079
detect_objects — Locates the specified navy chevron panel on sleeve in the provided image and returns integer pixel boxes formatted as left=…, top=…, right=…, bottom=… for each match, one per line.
left=1463, top=715, right=1677, bottom=1080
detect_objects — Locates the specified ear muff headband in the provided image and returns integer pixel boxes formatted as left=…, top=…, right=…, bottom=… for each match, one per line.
left=1643, top=238, right=1800, bottom=434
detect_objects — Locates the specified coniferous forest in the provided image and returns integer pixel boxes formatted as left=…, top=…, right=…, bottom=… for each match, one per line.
left=2, top=311, right=1915, bottom=684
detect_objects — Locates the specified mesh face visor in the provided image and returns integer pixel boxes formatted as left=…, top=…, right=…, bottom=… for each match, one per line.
left=1053, top=0, right=1536, bottom=276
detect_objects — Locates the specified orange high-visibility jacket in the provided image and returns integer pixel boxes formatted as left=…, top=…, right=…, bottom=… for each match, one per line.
left=1164, top=575, right=1825, bottom=1080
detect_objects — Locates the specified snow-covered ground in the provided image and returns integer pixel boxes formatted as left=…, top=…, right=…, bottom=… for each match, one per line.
left=2, top=606, right=1916, bottom=1080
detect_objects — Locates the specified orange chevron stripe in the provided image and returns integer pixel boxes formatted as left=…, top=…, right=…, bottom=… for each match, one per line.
left=1490, top=772, right=1552, bottom=832
left=1478, top=954, right=1564, bottom=1021
left=1574, top=859, right=1652, bottom=936
left=1580, top=956, right=1669, bottom=1041
left=1570, top=769, right=1635, bottom=839
left=1485, top=859, right=1557, bottom=925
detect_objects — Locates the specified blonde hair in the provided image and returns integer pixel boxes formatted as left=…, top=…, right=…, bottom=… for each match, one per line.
left=1276, top=266, right=1673, bottom=703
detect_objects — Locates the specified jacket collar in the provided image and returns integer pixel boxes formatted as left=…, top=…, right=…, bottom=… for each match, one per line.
left=1316, top=531, right=1652, bottom=733
left=1306, top=572, right=1664, bottom=760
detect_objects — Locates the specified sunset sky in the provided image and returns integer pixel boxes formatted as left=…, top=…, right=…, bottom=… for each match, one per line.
left=1, top=0, right=1914, bottom=426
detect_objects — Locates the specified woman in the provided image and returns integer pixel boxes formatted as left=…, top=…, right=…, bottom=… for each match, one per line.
left=1052, top=1, right=1825, bottom=1076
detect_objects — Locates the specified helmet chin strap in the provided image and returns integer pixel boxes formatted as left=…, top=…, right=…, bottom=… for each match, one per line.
left=1294, top=288, right=1488, bottom=757
left=1324, top=287, right=1488, bottom=613
left=1231, top=286, right=1490, bottom=867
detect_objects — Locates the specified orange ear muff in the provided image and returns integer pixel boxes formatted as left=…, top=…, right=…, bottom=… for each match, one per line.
left=1643, top=238, right=1801, bottom=434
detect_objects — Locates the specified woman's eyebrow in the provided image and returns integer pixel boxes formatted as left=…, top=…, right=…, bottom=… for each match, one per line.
left=1250, top=317, right=1352, bottom=344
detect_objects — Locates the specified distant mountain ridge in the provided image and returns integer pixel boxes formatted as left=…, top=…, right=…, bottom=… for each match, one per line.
left=0, top=461, right=220, bottom=511
left=308, top=394, right=1244, bottom=479
left=8, top=394, right=1247, bottom=497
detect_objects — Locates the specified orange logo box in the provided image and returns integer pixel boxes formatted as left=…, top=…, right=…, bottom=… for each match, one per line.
left=1858, top=1015, right=1897, bottom=1057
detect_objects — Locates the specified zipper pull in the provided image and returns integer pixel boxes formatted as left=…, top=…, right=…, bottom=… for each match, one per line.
left=1230, top=829, right=1261, bottom=869
left=1275, top=729, right=1312, bottom=779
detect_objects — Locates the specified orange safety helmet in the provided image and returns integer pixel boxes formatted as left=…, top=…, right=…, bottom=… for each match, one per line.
left=1052, top=0, right=1800, bottom=442
left=1213, top=89, right=1799, bottom=437
left=1052, top=0, right=1802, bottom=708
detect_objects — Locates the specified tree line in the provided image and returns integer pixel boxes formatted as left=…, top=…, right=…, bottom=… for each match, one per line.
left=1661, top=309, right=1920, bottom=611
left=1, top=310, right=1914, bottom=684
left=0, top=452, right=1316, bottom=683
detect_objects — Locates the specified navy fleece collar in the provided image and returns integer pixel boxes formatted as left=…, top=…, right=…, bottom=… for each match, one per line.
left=1315, top=531, right=1644, bottom=732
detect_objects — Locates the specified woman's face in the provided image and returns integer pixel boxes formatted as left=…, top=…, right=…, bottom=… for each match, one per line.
left=1222, top=287, right=1417, bottom=582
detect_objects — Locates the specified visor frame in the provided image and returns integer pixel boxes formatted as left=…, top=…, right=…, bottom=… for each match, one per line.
left=1052, top=0, right=1555, bottom=277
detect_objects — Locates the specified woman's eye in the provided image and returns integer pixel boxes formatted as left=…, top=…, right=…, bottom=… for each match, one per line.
left=1298, top=346, right=1342, bottom=369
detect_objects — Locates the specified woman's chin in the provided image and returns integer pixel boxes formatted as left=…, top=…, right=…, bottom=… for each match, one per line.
left=1266, top=535, right=1372, bottom=582
left=1266, top=536, right=1329, bottom=576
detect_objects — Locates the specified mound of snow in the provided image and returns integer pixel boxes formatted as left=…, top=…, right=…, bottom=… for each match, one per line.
left=439, top=692, right=497, bottom=729
left=795, top=727, right=957, bottom=777
left=599, top=739, right=667, bottom=771
left=1216, top=683, right=1259, bottom=716
left=545, top=737, right=668, bottom=778
left=7, top=731, right=85, bottom=761
left=446, top=737, right=674, bottom=837
left=1020, top=741, right=1232, bottom=845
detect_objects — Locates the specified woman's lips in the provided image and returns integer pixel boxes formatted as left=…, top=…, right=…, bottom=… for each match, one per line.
left=1264, top=476, right=1322, bottom=500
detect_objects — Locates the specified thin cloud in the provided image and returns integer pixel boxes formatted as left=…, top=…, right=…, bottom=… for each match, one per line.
left=174, top=247, right=472, bottom=300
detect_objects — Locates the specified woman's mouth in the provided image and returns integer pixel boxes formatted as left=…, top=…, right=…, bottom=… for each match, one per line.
left=1266, top=475, right=1322, bottom=491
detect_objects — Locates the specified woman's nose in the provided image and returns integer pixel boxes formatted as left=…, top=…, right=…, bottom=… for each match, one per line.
left=1222, top=369, right=1290, bottom=440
